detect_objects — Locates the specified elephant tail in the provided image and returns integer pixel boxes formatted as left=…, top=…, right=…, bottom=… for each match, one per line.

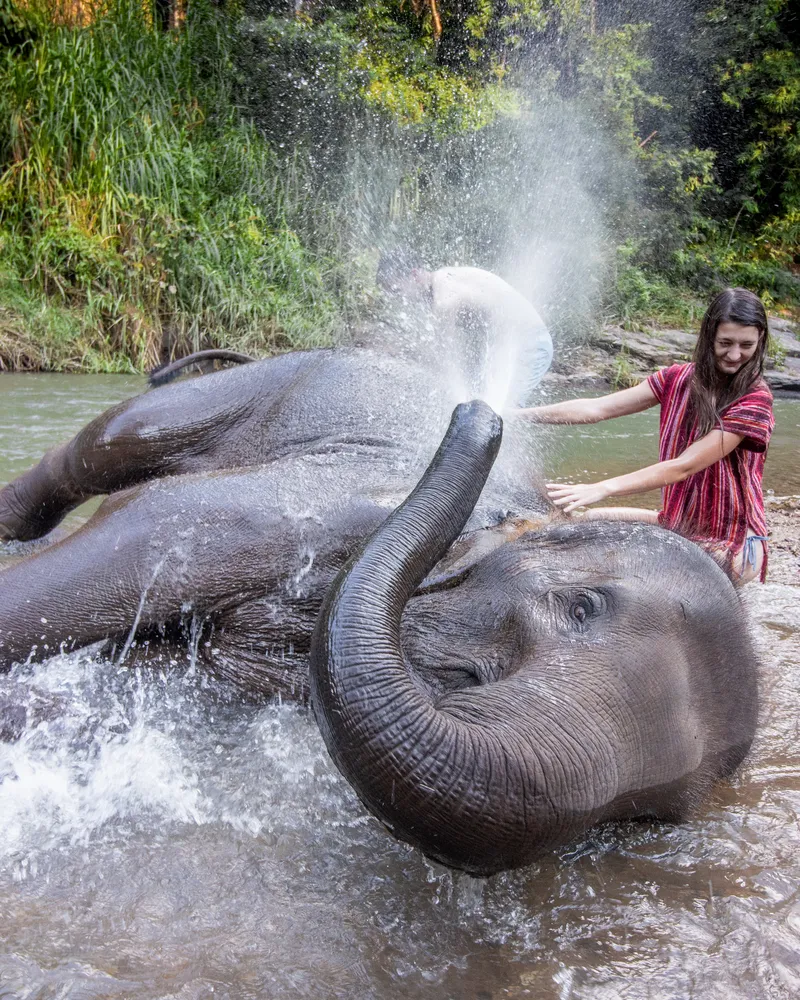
left=148, top=349, right=257, bottom=387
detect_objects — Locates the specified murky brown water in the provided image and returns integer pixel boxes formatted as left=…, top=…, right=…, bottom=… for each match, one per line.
left=1, top=373, right=799, bottom=999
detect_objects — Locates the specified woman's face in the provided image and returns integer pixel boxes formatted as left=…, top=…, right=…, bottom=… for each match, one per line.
left=713, top=322, right=762, bottom=375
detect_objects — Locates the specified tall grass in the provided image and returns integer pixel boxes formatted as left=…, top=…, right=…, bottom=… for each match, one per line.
left=0, top=0, right=343, bottom=371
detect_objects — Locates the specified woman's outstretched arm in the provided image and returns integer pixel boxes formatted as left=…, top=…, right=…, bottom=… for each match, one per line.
left=516, top=379, right=658, bottom=424
left=548, top=428, right=746, bottom=513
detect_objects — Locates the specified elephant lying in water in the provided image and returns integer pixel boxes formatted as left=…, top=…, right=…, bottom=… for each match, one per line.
left=0, top=349, right=758, bottom=874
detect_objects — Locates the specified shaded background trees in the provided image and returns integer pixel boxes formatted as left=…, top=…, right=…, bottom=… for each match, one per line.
left=0, top=0, right=797, bottom=370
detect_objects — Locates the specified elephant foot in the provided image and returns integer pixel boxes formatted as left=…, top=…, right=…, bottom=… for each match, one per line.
left=0, top=451, right=82, bottom=541
left=0, top=482, right=47, bottom=541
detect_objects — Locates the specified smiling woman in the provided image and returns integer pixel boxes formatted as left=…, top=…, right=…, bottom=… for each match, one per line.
left=518, top=288, right=775, bottom=584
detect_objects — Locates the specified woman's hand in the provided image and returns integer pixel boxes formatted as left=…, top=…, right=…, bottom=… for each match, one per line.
left=547, top=480, right=612, bottom=513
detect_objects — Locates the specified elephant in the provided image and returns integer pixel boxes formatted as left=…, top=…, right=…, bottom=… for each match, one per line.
left=0, top=347, right=758, bottom=875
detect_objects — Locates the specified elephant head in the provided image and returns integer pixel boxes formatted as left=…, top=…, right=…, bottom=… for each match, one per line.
left=310, top=402, right=759, bottom=876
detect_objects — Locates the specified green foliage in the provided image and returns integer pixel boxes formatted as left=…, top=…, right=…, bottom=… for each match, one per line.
left=1, top=0, right=799, bottom=372
left=675, top=236, right=800, bottom=304
left=0, top=0, right=37, bottom=50
left=349, top=29, right=515, bottom=131
left=0, top=0, right=342, bottom=371
left=344, top=2, right=500, bottom=129
left=767, top=330, right=786, bottom=369
left=579, top=23, right=667, bottom=145
left=609, top=345, right=639, bottom=389
left=237, top=8, right=519, bottom=139
left=610, top=242, right=708, bottom=330
left=714, top=0, right=799, bottom=243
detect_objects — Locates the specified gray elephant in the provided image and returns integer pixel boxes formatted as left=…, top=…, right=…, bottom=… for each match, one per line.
left=0, top=349, right=758, bottom=875
left=311, top=400, right=758, bottom=873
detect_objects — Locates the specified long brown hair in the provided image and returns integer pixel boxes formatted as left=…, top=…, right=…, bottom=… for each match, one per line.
left=690, top=287, right=768, bottom=436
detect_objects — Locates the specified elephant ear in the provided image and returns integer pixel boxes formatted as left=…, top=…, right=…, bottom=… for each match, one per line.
left=416, top=515, right=552, bottom=593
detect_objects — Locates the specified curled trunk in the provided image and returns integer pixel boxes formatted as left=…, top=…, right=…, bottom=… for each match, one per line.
left=311, top=400, right=544, bottom=875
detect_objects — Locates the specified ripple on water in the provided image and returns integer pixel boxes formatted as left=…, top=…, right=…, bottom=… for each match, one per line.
left=0, top=585, right=798, bottom=999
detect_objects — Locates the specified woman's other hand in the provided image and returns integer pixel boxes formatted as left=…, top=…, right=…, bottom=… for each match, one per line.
left=547, top=481, right=612, bottom=513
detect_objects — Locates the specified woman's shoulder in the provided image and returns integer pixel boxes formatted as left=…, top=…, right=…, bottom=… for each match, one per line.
left=656, top=361, right=693, bottom=379
left=648, top=361, right=693, bottom=396
left=720, top=379, right=775, bottom=449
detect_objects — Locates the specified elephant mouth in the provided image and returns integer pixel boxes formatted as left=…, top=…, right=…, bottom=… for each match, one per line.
left=401, top=596, right=527, bottom=698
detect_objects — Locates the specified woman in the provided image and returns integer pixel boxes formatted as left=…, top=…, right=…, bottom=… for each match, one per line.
left=519, top=288, right=775, bottom=583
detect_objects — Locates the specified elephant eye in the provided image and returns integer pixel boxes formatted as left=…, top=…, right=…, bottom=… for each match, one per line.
left=568, top=592, right=600, bottom=629
left=544, top=589, right=608, bottom=634
left=571, top=601, right=588, bottom=624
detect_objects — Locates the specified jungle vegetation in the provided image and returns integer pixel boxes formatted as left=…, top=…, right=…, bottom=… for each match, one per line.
left=0, top=0, right=797, bottom=371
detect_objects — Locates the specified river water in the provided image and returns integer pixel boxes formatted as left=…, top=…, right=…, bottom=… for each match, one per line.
left=0, top=373, right=799, bottom=999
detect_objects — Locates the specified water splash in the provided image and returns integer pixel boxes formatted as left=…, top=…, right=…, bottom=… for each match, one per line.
left=0, top=582, right=797, bottom=997
left=0, top=654, right=210, bottom=861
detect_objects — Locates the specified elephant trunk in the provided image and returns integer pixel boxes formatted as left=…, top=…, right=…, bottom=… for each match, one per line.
left=311, top=401, right=537, bottom=874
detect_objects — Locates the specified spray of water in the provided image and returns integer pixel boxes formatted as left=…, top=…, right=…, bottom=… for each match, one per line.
left=320, top=84, right=627, bottom=420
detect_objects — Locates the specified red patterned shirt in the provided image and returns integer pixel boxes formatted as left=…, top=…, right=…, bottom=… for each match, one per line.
left=646, top=362, right=774, bottom=580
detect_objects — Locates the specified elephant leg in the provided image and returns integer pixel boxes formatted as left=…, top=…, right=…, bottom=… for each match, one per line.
left=0, top=440, right=85, bottom=541
left=0, top=352, right=317, bottom=541
left=0, top=466, right=389, bottom=684
left=0, top=488, right=210, bottom=667
left=0, top=397, right=221, bottom=542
